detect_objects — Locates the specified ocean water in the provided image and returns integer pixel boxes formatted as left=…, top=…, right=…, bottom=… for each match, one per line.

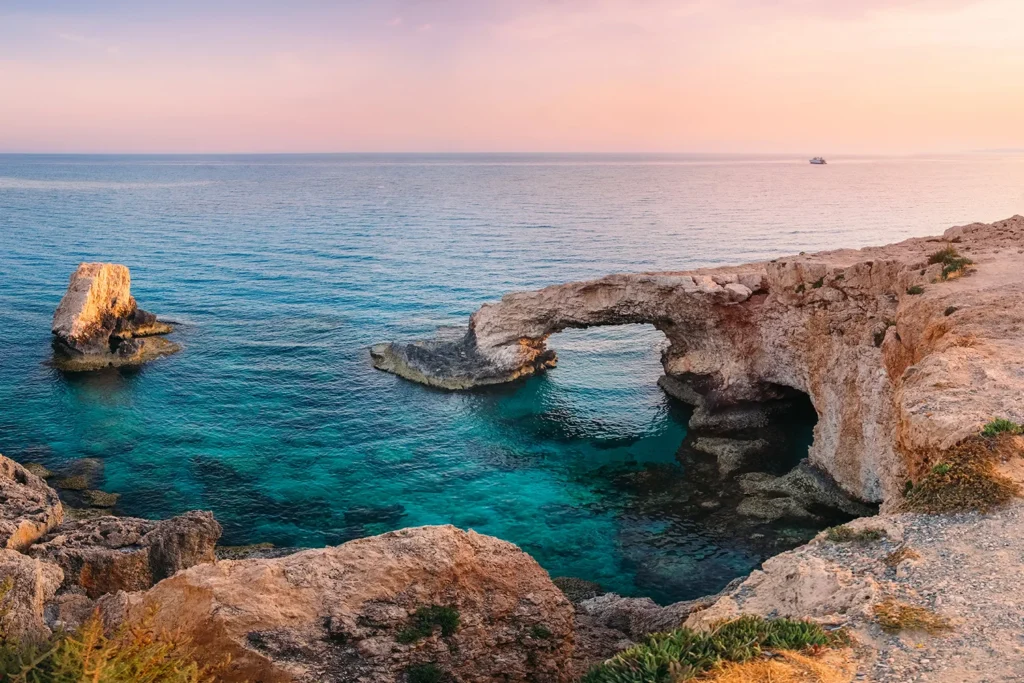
left=2, top=153, right=1023, bottom=604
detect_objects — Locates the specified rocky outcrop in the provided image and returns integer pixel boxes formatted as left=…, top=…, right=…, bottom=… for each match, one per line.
left=29, top=511, right=221, bottom=598
left=0, top=549, right=63, bottom=642
left=105, top=525, right=574, bottom=683
left=51, top=263, right=178, bottom=371
left=0, top=454, right=63, bottom=551
left=373, top=216, right=1024, bottom=506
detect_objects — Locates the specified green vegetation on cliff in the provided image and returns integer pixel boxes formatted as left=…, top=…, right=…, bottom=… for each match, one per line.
left=581, top=615, right=836, bottom=683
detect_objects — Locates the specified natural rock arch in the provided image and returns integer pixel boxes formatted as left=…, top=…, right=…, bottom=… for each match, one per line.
left=373, top=216, right=1024, bottom=506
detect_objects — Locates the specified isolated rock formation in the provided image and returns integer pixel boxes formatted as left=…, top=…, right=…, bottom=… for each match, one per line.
left=29, top=511, right=221, bottom=598
left=0, top=549, right=63, bottom=642
left=0, top=454, right=63, bottom=552
left=373, top=216, right=1024, bottom=505
left=51, top=262, right=178, bottom=371
left=106, top=525, right=574, bottom=683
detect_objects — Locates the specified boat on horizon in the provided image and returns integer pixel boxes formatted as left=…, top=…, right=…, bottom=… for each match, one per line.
left=809, top=157, right=827, bottom=164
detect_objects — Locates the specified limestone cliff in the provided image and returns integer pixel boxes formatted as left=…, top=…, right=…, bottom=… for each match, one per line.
left=51, top=263, right=178, bottom=371
left=373, top=216, right=1024, bottom=505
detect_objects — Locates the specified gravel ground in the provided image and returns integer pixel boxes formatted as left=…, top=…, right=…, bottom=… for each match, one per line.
left=808, top=502, right=1024, bottom=682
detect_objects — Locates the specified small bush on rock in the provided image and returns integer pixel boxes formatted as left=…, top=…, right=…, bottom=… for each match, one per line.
left=906, top=285, right=924, bottom=295
left=397, top=605, right=460, bottom=644
left=406, top=662, right=447, bottom=683
left=981, top=418, right=1023, bottom=437
left=928, top=246, right=973, bottom=280
left=581, top=616, right=835, bottom=683
left=902, top=435, right=1019, bottom=514
left=825, top=525, right=885, bottom=544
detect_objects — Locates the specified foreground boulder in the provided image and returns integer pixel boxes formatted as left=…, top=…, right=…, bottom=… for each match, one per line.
left=51, top=262, right=178, bottom=371
left=0, top=549, right=63, bottom=642
left=108, top=525, right=574, bottom=683
left=29, top=511, right=221, bottom=598
left=0, top=454, right=63, bottom=551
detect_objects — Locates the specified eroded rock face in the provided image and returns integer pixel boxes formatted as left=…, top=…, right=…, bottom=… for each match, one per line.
left=0, top=549, right=64, bottom=642
left=51, top=263, right=178, bottom=371
left=0, top=454, right=64, bottom=551
left=373, top=216, right=1024, bottom=505
left=29, top=511, right=221, bottom=598
left=108, top=525, right=574, bottom=683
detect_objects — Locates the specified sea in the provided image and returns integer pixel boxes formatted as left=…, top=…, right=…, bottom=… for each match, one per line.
left=2, top=152, right=1023, bottom=604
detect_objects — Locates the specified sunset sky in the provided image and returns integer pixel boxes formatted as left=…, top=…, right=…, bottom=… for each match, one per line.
left=2, top=0, right=1023, bottom=154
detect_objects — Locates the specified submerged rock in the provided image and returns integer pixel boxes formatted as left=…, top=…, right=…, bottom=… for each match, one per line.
left=107, top=525, right=575, bottom=683
left=29, top=511, right=221, bottom=598
left=50, top=262, right=178, bottom=371
left=0, top=454, right=64, bottom=551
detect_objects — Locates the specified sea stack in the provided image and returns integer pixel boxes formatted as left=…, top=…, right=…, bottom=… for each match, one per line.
left=51, top=263, right=179, bottom=371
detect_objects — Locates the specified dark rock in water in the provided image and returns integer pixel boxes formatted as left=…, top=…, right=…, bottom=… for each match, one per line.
left=80, top=490, right=120, bottom=508
left=552, top=576, right=604, bottom=604
left=50, top=262, right=179, bottom=371
left=29, top=511, right=221, bottom=598
left=22, top=462, right=53, bottom=479
left=736, top=461, right=877, bottom=524
left=342, top=503, right=406, bottom=526
left=370, top=326, right=556, bottom=390
left=691, top=436, right=771, bottom=477
left=53, top=475, right=89, bottom=491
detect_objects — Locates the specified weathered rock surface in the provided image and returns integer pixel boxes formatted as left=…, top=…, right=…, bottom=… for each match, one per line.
left=0, top=454, right=64, bottom=551
left=107, top=525, right=574, bottom=683
left=51, top=262, right=178, bottom=371
left=374, top=216, right=1024, bottom=505
left=29, top=511, right=221, bottom=598
left=0, top=549, right=64, bottom=642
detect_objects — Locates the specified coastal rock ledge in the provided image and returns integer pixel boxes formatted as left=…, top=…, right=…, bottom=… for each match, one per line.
left=51, top=262, right=179, bottom=371
left=373, top=216, right=1024, bottom=505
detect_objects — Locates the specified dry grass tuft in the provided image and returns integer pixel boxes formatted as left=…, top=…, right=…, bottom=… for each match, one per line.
left=873, top=599, right=952, bottom=635
left=824, top=525, right=885, bottom=544
left=883, top=546, right=921, bottom=568
left=901, top=435, right=1020, bottom=514
left=702, top=649, right=855, bottom=683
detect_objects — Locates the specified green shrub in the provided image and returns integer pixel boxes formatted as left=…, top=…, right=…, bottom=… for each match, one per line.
left=811, top=277, right=824, bottom=289
left=396, top=606, right=460, bottom=644
left=0, top=611, right=216, bottom=683
left=906, top=285, right=925, bottom=295
left=981, top=418, right=1023, bottom=437
left=943, top=306, right=959, bottom=316
left=825, top=525, right=885, bottom=543
left=581, top=616, right=834, bottom=683
left=795, top=283, right=806, bottom=294
left=406, top=662, right=446, bottom=683
left=928, top=246, right=973, bottom=280
left=530, top=625, right=552, bottom=640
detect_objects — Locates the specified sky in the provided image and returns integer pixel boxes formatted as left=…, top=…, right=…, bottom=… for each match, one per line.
left=1, top=0, right=1023, bottom=154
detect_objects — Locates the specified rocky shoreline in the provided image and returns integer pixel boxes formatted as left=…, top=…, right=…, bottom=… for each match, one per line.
left=4, top=217, right=1024, bottom=681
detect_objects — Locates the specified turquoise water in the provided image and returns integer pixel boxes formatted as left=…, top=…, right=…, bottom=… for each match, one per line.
left=2, top=153, right=1024, bottom=603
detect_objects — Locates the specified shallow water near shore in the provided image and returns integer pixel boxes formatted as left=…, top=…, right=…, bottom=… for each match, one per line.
left=2, top=153, right=1024, bottom=603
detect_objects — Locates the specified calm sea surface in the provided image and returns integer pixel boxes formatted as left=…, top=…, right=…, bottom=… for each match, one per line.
left=2, top=153, right=1023, bottom=603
